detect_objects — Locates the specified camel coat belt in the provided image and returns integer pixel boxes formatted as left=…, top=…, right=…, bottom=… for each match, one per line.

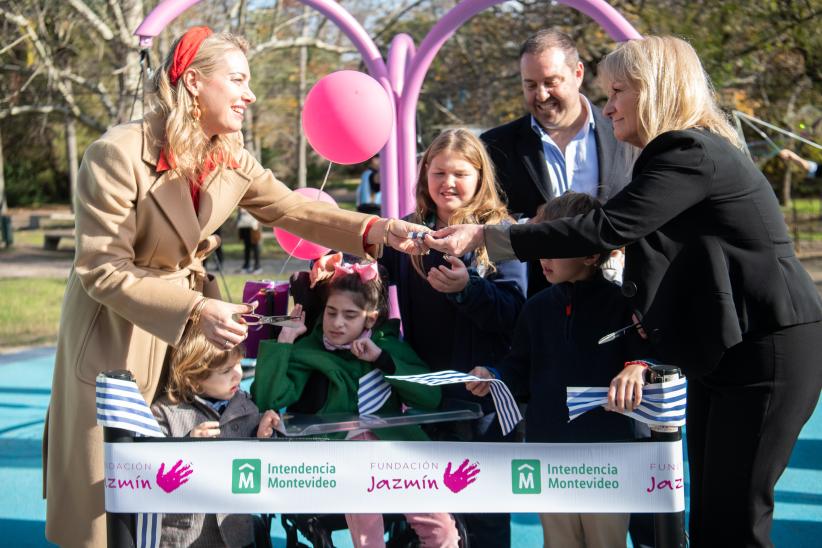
left=44, top=111, right=380, bottom=547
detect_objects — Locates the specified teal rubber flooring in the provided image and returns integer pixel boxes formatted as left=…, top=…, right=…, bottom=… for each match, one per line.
left=0, top=348, right=819, bottom=546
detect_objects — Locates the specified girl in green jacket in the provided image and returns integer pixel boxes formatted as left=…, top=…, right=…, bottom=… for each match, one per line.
left=252, top=262, right=459, bottom=548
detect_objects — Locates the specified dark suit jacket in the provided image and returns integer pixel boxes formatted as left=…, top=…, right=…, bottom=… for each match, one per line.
left=507, top=128, right=822, bottom=376
left=481, top=101, right=636, bottom=296
left=480, top=102, right=636, bottom=219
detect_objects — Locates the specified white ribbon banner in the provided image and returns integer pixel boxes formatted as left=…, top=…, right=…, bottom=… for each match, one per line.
left=104, top=440, right=684, bottom=514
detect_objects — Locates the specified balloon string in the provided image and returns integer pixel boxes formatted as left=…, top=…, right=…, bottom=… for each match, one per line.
left=278, top=161, right=335, bottom=277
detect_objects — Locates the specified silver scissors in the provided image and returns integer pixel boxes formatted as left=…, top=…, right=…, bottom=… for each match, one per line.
left=240, top=313, right=304, bottom=329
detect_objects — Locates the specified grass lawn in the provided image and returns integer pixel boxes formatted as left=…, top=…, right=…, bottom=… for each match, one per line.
left=0, top=274, right=290, bottom=349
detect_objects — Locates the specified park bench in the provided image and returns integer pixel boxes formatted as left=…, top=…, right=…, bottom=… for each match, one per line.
left=43, top=229, right=75, bottom=251
left=29, top=212, right=75, bottom=229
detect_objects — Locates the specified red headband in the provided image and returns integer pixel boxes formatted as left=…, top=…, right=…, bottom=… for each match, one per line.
left=168, top=26, right=213, bottom=86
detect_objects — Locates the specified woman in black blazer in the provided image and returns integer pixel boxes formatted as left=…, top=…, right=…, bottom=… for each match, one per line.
left=428, top=36, right=822, bottom=547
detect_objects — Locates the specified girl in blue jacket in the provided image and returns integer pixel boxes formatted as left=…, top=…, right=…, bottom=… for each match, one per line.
left=380, top=128, right=527, bottom=547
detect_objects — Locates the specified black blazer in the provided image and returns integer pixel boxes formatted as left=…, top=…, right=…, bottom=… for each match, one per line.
left=480, top=102, right=636, bottom=219
left=507, top=128, right=822, bottom=376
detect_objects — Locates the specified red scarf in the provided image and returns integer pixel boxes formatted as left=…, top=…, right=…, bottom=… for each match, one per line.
left=155, top=148, right=240, bottom=213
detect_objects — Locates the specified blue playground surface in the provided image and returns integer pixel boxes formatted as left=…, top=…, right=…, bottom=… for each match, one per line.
left=1, top=347, right=820, bottom=546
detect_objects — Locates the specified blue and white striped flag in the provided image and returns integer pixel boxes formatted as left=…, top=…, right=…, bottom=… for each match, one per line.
left=96, top=374, right=165, bottom=437
left=386, top=370, right=523, bottom=436
left=96, top=373, right=163, bottom=548
left=358, top=369, right=392, bottom=415
left=567, top=377, right=687, bottom=428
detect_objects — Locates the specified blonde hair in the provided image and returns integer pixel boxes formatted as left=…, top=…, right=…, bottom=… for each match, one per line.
left=149, top=31, right=250, bottom=182
left=166, top=327, right=244, bottom=403
left=413, top=129, right=512, bottom=276
left=597, top=36, right=741, bottom=147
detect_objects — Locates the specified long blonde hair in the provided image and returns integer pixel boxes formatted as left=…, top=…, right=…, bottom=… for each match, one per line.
left=166, top=327, right=244, bottom=403
left=597, top=36, right=741, bottom=147
left=413, top=128, right=511, bottom=275
left=149, top=32, right=249, bottom=182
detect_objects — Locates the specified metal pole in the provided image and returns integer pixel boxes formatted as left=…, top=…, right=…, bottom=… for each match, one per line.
left=103, top=370, right=137, bottom=548
left=648, top=365, right=686, bottom=548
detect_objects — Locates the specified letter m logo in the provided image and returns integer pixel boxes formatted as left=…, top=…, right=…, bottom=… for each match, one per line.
left=511, top=460, right=541, bottom=494
left=232, top=459, right=261, bottom=494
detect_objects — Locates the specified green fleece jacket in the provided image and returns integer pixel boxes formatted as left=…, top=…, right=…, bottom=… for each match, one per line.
left=251, top=319, right=441, bottom=441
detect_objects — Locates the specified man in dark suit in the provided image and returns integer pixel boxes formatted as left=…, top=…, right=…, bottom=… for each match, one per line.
left=482, top=29, right=636, bottom=296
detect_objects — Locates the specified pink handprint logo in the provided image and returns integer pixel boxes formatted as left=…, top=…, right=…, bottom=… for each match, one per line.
left=443, top=459, right=480, bottom=493
left=156, top=459, right=193, bottom=493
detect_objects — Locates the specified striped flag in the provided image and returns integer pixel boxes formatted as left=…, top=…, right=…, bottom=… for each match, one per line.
left=358, top=369, right=392, bottom=415
left=96, top=373, right=163, bottom=548
left=567, top=377, right=687, bottom=428
left=386, top=370, right=523, bottom=436
left=96, top=374, right=165, bottom=437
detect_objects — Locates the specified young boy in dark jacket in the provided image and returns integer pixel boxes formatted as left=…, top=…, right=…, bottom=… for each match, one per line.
left=467, top=192, right=647, bottom=548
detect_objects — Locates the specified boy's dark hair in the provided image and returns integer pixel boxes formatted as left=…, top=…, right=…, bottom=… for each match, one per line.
left=530, top=192, right=609, bottom=266
left=326, top=265, right=390, bottom=327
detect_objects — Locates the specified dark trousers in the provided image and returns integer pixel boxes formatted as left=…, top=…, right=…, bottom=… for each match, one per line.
left=687, top=321, right=822, bottom=547
left=239, top=227, right=260, bottom=270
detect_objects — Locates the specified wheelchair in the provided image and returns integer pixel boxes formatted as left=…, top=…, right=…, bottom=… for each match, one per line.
left=252, top=271, right=470, bottom=547
left=280, top=512, right=470, bottom=548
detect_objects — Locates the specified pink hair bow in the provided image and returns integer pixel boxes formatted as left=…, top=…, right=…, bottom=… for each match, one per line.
left=309, top=252, right=343, bottom=288
left=332, top=261, right=379, bottom=283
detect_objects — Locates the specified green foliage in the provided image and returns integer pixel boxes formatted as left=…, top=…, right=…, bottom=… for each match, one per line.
left=0, top=278, right=66, bottom=348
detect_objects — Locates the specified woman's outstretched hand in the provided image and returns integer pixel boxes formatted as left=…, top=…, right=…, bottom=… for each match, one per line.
left=372, top=218, right=432, bottom=255
left=199, top=299, right=253, bottom=350
left=425, top=224, right=485, bottom=256
left=606, top=362, right=648, bottom=412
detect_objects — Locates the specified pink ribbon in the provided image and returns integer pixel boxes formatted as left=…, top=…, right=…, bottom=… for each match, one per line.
left=333, top=261, right=379, bottom=283
left=309, top=252, right=379, bottom=286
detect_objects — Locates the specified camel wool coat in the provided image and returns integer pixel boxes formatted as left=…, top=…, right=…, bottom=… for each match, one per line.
left=44, top=111, right=379, bottom=547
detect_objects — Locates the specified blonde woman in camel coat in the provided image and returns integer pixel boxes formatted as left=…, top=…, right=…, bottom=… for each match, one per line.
left=44, top=28, right=424, bottom=547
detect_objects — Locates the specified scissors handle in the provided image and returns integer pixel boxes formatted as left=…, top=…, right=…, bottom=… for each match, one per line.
left=597, top=323, right=635, bottom=345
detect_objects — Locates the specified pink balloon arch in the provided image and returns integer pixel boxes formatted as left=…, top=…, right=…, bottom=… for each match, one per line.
left=135, top=0, right=641, bottom=219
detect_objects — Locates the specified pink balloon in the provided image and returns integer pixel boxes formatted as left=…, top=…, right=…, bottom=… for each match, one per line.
left=273, top=187, right=338, bottom=260
left=302, top=70, right=393, bottom=165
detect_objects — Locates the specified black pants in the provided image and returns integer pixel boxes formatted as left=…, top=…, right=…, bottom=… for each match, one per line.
left=687, top=321, right=822, bottom=547
left=239, top=228, right=260, bottom=270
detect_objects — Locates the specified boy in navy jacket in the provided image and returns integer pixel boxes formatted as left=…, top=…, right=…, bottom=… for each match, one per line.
left=468, top=192, right=646, bottom=548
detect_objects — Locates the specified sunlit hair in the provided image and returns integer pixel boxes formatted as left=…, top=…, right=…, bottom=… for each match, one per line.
left=325, top=266, right=390, bottom=328
left=413, top=128, right=512, bottom=276
left=519, top=28, right=580, bottom=68
left=597, top=36, right=740, bottom=147
left=531, top=192, right=607, bottom=266
left=166, top=326, right=244, bottom=404
left=149, top=32, right=250, bottom=182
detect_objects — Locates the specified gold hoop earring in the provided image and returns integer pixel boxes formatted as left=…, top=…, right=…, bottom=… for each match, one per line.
left=191, top=97, right=201, bottom=122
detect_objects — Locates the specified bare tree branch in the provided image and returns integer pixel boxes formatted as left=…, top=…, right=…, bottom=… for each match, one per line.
left=249, top=36, right=354, bottom=59
left=107, top=0, right=133, bottom=46
left=66, top=0, right=114, bottom=41
left=1, top=8, right=82, bottom=118
left=0, top=105, right=106, bottom=132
